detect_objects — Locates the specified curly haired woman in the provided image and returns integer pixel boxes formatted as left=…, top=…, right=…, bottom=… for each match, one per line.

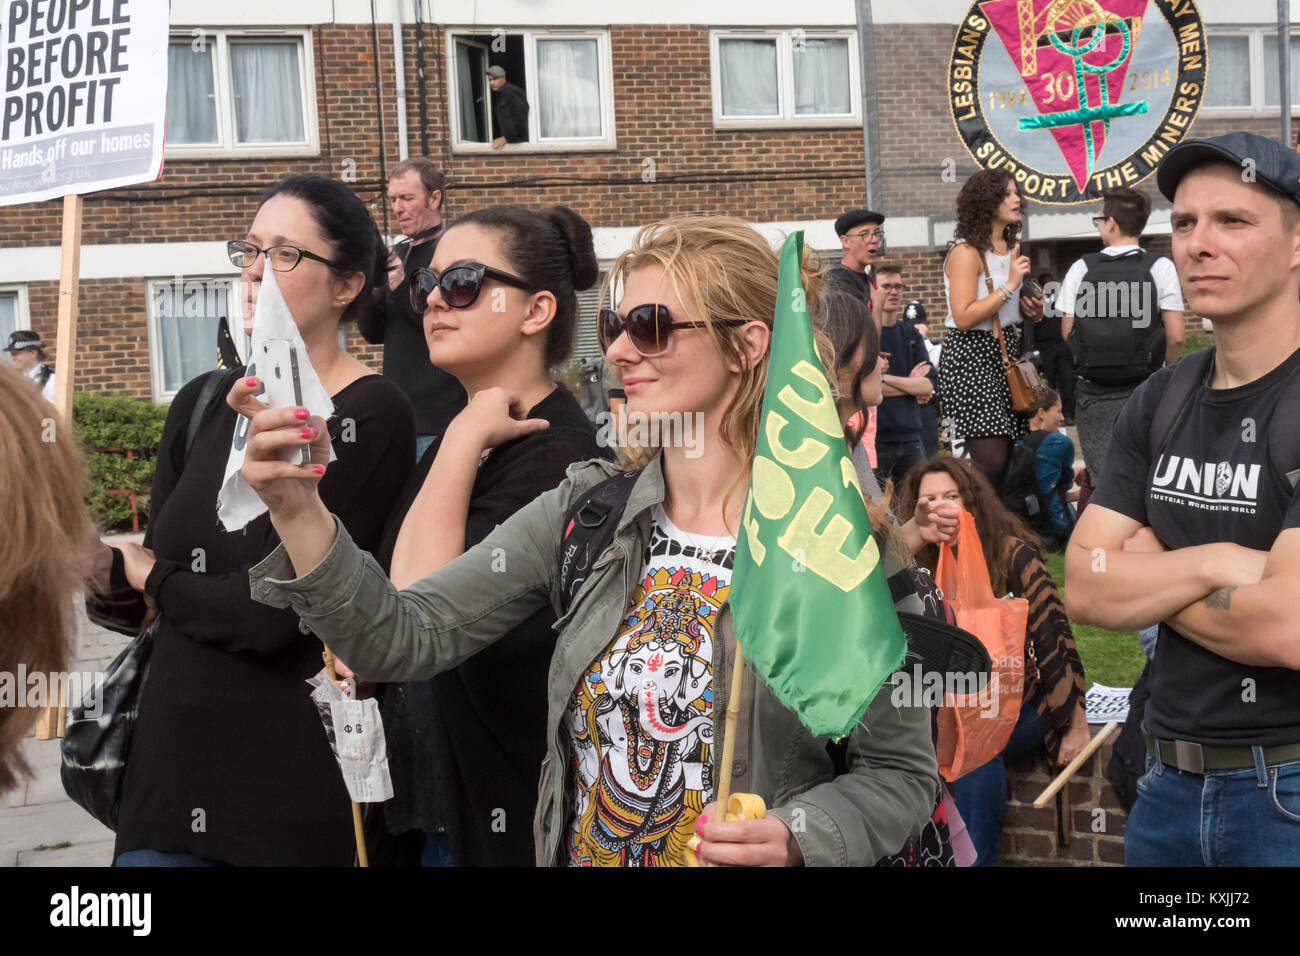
left=939, top=169, right=1044, bottom=488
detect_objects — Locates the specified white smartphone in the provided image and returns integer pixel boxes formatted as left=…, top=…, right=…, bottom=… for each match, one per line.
left=259, top=338, right=312, bottom=466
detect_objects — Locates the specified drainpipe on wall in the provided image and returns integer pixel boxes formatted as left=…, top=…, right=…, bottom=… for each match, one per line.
left=393, top=0, right=409, bottom=161
left=854, top=0, right=883, bottom=212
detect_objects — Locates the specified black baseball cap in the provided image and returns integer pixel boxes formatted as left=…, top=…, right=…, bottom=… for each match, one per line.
left=834, top=209, right=885, bottom=236
left=1156, top=131, right=1300, bottom=208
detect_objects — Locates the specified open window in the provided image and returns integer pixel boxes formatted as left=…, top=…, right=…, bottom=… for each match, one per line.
left=447, top=29, right=615, bottom=151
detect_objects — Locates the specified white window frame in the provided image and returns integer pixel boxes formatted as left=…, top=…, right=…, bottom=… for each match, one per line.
left=164, top=28, right=320, bottom=160
left=1203, top=27, right=1300, bottom=116
left=445, top=28, right=617, bottom=153
left=710, top=28, right=861, bottom=129
left=0, top=284, right=31, bottom=336
left=145, top=276, right=239, bottom=403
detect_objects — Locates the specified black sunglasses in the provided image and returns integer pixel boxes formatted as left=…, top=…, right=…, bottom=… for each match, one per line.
left=598, top=304, right=747, bottom=358
left=409, top=263, right=534, bottom=312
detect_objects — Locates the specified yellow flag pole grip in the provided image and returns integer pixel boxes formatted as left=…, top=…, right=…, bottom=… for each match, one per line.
left=684, top=644, right=766, bottom=865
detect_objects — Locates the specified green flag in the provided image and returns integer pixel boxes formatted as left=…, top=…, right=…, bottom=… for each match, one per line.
left=731, top=231, right=906, bottom=738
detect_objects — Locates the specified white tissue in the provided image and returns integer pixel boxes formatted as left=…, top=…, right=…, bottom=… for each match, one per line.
left=217, top=266, right=337, bottom=531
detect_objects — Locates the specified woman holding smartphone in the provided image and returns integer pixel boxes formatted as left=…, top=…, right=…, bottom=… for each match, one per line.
left=96, top=175, right=414, bottom=866
left=360, top=205, right=605, bottom=867
left=938, top=169, right=1041, bottom=488
left=234, top=217, right=938, bottom=867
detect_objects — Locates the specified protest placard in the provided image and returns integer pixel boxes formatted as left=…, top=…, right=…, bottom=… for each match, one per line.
left=0, top=0, right=168, bottom=206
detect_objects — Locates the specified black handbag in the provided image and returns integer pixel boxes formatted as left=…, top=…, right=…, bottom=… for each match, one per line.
left=60, top=368, right=228, bottom=829
left=60, top=616, right=159, bottom=829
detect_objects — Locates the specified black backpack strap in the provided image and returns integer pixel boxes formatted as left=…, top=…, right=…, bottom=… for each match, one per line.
left=1265, top=354, right=1300, bottom=492
left=556, top=470, right=639, bottom=615
left=1146, top=349, right=1214, bottom=459
left=185, top=369, right=228, bottom=465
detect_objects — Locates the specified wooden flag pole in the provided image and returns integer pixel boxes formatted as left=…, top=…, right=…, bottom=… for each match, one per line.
left=1032, top=721, right=1119, bottom=809
left=35, top=194, right=84, bottom=742
left=322, top=647, right=370, bottom=867
left=714, top=644, right=747, bottom=818
left=684, top=643, right=767, bottom=866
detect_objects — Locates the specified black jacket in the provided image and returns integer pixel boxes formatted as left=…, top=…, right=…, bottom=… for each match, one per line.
left=492, top=82, right=530, bottom=142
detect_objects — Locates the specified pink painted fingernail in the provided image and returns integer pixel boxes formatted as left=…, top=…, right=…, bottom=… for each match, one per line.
left=313, top=465, right=325, bottom=475
left=244, top=376, right=257, bottom=387
left=295, top=408, right=309, bottom=421
left=300, top=427, right=314, bottom=440
left=695, top=814, right=709, bottom=832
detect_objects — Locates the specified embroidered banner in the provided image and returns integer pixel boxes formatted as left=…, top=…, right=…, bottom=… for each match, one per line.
left=949, top=0, right=1207, bottom=205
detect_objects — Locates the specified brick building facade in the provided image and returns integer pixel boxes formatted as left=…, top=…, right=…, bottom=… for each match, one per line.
left=1, top=1, right=1294, bottom=400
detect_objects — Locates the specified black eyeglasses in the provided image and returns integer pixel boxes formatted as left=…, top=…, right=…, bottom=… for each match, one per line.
left=846, top=229, right=884, bottom=241
left=409, top=263, right=534, bottom=312
left=598, top=304, right=747, bottom=358
left=227, top=240, right=339, bottom=273
left=1091, top=215, right=1109, bottom=227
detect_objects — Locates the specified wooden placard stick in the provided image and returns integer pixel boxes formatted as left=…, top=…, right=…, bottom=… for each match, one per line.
left=35, top=195, right=84, bottom=742
left=1032, top=721, right=1119, bottom=809
left=322, top=646, right=369, bottom=868
left=53, top=194, right=83, bottom=419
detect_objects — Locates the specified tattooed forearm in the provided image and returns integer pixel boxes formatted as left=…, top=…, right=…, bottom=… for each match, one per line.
left=1205, top=586, right=1237, bottom=611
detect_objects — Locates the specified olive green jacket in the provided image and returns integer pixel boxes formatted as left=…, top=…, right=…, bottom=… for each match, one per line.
left=250, top=455, right=938, bottom=866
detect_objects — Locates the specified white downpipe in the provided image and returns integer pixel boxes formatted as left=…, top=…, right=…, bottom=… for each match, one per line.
left=393, top=0, right=409, bottom=160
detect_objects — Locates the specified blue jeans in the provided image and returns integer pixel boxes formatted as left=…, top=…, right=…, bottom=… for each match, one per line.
left=873, top=438, right=926, bottom=488
left=421, top=832, right=453, bottom=867
left=114, top=849, right=229, bottom=867
left=949, top=705, right=1043, bottom=867
left=414, top=434, right=438, bottom=462
left=1125, top=747, right=1300, bottom=866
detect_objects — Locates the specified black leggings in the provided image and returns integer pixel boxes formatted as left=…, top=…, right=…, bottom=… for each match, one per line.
left=966, top=436, right=1011, bottom=490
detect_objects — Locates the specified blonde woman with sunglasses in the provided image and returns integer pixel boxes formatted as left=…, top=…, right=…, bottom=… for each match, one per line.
left=234, top=216, right=938, bottom=867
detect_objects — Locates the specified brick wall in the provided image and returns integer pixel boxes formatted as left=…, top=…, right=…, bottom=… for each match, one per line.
left=1000, top=735, right=1128, bottom=866
left=0, top=22, right=1268, bottom=396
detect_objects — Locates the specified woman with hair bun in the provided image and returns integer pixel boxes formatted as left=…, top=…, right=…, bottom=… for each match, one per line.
left=347, top=204, right=606, bottom=866
left=97, top=174, right=416, bottom=866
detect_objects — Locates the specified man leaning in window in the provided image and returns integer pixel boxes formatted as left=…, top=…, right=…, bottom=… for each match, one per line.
left=487, top=66, right=529, bottom=148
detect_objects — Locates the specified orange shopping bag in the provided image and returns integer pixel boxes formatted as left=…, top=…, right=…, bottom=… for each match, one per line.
left=932, top=509, right=1027, bottom=782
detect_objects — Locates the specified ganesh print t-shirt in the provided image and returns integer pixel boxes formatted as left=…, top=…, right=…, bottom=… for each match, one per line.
left=566, top=505, right=734, bottom=867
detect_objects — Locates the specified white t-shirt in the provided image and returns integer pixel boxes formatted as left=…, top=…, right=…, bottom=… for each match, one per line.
left=1056, top=245, right=1183, bottom=318
left=943, top=240, right=1023, bottom=331
left=565, top=504, right=734, bottom=867
left=25, top=363, right=55, bottom=403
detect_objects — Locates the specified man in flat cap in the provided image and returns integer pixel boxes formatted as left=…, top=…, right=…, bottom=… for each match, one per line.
left=487, top=66, right=529, bottom=149
left=4, top=330, right=55, bottom=403
left=826, top=209, right=886, bottom=321
left=1066, top=132, right=1300, bottom=867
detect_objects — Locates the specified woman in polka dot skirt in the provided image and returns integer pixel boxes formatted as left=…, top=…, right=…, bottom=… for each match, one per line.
left=938, top=169, right=1043, bottom=488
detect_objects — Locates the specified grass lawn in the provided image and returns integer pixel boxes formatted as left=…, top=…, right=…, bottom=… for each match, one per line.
left=1044, top=551, right=1147, bottom=688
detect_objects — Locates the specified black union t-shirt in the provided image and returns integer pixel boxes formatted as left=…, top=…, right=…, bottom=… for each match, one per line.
left=1091, top=346, right=1300, bottom=747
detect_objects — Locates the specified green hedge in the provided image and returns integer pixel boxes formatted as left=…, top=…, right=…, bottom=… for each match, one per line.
left=73, top=392, right=168, bottom=532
